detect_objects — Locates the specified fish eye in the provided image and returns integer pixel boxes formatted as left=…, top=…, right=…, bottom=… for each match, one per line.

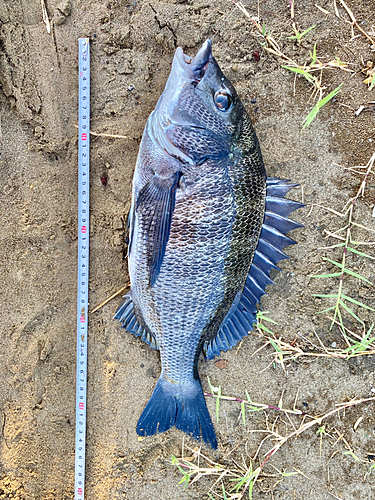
left=214, top=90, right=232, bottom=111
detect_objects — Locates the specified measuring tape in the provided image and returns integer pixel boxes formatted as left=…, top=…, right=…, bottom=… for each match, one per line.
left=75, top=37, right=90, bottom=500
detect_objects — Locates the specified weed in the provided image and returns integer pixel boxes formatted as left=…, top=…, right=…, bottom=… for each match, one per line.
left=340, top=323, right=375, bottom=358
left=205, top=376, right=305, bottom=426
left=311, top=153, right=375, bottom=334
left=255, top=310, right=278, bottom=335
left=172, top=390, right=375, bottom=498
left=302, top=83, right=343, bottom=128
left=287, top=24, right=316, bottom=41
left=281, top=65, right=315, bottom=85
left=288, top=0, right=316, bottom=42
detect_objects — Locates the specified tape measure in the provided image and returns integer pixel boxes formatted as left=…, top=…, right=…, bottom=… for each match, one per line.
left=75, top=37, right=90, bottom=500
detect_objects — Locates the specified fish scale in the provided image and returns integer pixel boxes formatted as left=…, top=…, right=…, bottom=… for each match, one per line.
left=154, top=163, right=234, bottom=379
left=115, top=40, right=304, bottom=449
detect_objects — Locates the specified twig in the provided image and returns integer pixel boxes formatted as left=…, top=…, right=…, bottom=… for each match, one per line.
left=90, top=283, right=130, bottom=314
left=261, top=397, right=375, bottom=469
left=315, top=4, right=331, bottom=16
left=88, top=130, right=130, bottom=139
left=41, top=0, right=51, bottom=34
left=204, top=391, right=307, bottom=416
left=339, top=0, right=375, bottom=46
left=73, top=124, right=130, bottom=139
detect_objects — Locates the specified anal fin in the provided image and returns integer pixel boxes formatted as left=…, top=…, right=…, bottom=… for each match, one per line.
left=114, top=294, right=158, bottom=349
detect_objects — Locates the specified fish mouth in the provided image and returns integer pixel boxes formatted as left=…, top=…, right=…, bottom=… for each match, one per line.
left=174, top=39, right=212, bottom=82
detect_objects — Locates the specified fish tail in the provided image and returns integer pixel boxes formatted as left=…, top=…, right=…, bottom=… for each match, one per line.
left=136, top=376, right=217, bottom=449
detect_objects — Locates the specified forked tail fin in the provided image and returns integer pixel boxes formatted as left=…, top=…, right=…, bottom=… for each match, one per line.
left=136, top=376, right=217, bottom=449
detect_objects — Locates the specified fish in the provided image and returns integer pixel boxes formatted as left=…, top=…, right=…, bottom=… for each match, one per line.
left=115, top=39, right=303, bottom=449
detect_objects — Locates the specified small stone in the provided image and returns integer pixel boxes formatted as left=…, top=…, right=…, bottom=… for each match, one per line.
left=112, top=216, right=123, bottom=230
left=331, top=342, right=337, bottom=348
left=117, top=61, right=133, bottom=75
left=112, top=233, right=122, bottom=246
left=58, top=0, right=72, bottom=16
left=215, top=359, right=229, bottom=369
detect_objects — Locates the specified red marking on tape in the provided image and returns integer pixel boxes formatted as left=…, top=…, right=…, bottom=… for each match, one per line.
left=80, top=71, right=83, bottom=77
left=79, top=402, right=84, bottom=410
left=81, top=226, right=87, bottom=233
left=77, top=488, right=83, bottom=495
left=81, top=133, right=87, bottom=141
left=80, top=316, right=85, bottom=323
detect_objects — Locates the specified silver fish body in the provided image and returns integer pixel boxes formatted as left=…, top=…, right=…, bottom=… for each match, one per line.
left=115, top=40, right=303, bottom=448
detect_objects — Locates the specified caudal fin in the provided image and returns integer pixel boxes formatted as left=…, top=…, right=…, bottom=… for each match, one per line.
left=136, top=376, right=217, bottom=449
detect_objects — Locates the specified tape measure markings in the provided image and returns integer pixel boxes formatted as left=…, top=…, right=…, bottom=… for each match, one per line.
left=75, top=37, right=90, bottom=500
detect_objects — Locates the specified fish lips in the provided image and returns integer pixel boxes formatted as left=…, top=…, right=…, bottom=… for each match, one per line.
left=156, top=39, right=212, bottom=109
left=175, top=38, right=213, bottom=82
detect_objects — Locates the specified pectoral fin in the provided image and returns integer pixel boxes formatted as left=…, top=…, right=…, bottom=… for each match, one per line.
left=136, top=171, right=180, bottom=286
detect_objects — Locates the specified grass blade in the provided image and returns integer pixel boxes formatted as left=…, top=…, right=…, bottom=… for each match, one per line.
left=339, top=300, right=364, bottom=325
left=282, top=65, right=315, bottom=83
left=317, top=306, right=337, bottom=314
left=347, top=247, right=375, bottom=260
left=322, top=257, right=373, bottom=284
left=341, top=294, right=375, bottom=311
left=222, top=483, right=228, bottom=500
left=303, top=83, right=343, bottom=128
left=310, top=43, right=317, bottom=65
left=300, top=24, right=316, bottom=37
left=312, top=272, right=342, bottom=278
left=287, top=24, right=316, bottom=40
left=257, top=323, right=274, bottom=334
left=241, top=401, right=246, bottom=426
left=269, top=339, right=283, bottom=353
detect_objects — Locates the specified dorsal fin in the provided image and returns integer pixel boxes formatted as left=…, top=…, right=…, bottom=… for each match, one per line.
left=204, top=178, right=304, bottom=359
left=114, top=294, right=158, bottom=349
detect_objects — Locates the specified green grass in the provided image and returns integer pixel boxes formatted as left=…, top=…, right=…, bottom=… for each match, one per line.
left=287, top=23, right=316, bottom=41
left=302, top=83, right=343, bottom=128
left=311, top=153, right=375, bottom=336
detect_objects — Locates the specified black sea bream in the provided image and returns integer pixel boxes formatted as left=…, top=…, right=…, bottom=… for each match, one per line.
left=115, top=40, right=303, bottom=449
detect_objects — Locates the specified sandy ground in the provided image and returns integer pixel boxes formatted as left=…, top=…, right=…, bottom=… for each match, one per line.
left=1, top=0, right=375, bottom=498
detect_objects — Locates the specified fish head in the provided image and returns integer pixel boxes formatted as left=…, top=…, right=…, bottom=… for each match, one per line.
left=149, top=40, right=246, bottom=166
